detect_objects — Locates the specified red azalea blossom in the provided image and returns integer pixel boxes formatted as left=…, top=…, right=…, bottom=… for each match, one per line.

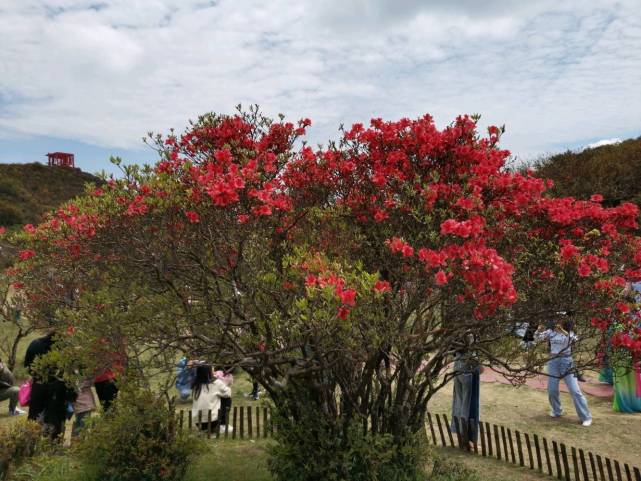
left=337, top=307, right=350, bottom=320
left=374, top=280, right=391, bottom=293
left=434, top=270, right=448, bottom=285
left=18, top=250, right=36, bottom=261
left=338, top=288, right=357, bottom=306
left=185, top=211, right=200, bottom=223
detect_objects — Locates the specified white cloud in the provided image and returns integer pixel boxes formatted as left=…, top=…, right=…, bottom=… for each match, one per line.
left=0, top=0, right=640, bottom=160
left=585, top=138, right=622, bottom=149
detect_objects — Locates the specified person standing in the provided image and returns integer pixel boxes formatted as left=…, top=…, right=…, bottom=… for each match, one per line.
left=72, top=379, right=96, bottom=437
left=0, top=357, right=24, bottom=416
left=214, top=368, right=234, bottom=425
left=24, top=332, right=56, bottom=423
left=191, top=365, right=232, bottom=432
left=450, top=350, right=481, bottom=447
left=535, top=319, right=593, bottom=426
left=175, top=357, right=196, bottom=402
left=24, top=331, right=76, bottom=439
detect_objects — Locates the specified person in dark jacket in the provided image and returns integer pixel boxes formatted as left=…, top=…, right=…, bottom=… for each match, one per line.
left=24, top=332, right=76, bottom=439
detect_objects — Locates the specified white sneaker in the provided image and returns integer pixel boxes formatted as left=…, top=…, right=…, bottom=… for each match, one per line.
left=581, top=419, right=592, bottom=427
left=550, top=411, right=562, bottom=418
left=9, top=408, right=25, bottom=416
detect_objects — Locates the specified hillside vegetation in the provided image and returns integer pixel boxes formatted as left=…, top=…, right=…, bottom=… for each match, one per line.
left=533, top=136, right=641, bottom=207
left=0, top=162, right=100, bottom=228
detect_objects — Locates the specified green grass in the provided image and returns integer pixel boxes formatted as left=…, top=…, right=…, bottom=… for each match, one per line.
left=428, top=375, right=641, bottom=469
left=10, top=439, right=546, bottom=481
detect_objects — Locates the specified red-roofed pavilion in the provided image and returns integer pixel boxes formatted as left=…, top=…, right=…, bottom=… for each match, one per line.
left=47, top=152, right=75, bottom=168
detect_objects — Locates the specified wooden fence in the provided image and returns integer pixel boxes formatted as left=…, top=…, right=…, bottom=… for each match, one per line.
left=177, top=406, right=641, bottom=481
left=178, top=406, right=273, bottom=440
left=426, top=412, right=641, bottom=481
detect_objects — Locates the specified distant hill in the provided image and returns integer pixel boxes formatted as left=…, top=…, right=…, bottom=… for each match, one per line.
left=0, top=162, right=101, bottom=228
left=533, top=137, right=641, bottom=207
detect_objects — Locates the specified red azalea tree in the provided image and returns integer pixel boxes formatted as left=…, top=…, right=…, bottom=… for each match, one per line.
left=8, top=107, right=641, bottom=480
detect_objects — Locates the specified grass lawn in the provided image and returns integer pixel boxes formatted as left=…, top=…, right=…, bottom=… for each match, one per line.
left=10, top=439, right=550, bottom=481
left=428, top=375, right=641, bottom=469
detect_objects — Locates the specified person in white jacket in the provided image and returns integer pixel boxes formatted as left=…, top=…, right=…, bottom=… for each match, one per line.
left=191, top=364, right=233, bottom=432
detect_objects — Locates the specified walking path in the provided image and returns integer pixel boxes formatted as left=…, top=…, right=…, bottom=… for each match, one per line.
left=480, top=368, right=613, bottom=398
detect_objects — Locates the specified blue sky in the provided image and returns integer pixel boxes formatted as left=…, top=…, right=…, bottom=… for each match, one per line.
left=1, top=0, right=640, bottom=176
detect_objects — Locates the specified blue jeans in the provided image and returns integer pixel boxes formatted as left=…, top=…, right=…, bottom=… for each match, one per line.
left=547, top=357, right=592, bottom=422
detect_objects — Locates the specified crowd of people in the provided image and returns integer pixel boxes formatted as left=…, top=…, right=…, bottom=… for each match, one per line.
left=24, top=330, right=120, bottom=439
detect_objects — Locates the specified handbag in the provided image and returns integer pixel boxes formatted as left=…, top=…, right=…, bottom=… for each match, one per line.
left=18, top=378, right=32, bottom=407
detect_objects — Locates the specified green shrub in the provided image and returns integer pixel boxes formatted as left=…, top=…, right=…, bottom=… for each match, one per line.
left=0, top=419, right=43, bottom=480
left=75, top=385, right=202, bottom=481
left=268, top=406, right=428, bottom=481
left=0, top=177, right=21, bottom=197
left=0, top=200, right=24, bottom=226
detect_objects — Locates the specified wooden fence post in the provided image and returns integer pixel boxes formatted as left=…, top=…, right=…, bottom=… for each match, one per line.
left=571, top=447, right=580, bottom=481
left=543, top=438, right=553, bottom=476
left=197, top=410, right=202, bottom=434
left=588, top=452, right=598, bottom=481
left=624, top=464, right=632, bottom=481
left=596, top=455, right=605, bottom=481
left=179, top=410, right=184, bottom=431
left=534, top=434, right=543, bottom=472
left=633, top=466, right=641, bottom=481
left=485, top=422, right=493, bottom=457
left=240, top=406, right=245, bottom=439
left=479, top=421, right=486, bottom=457
left=188, top=410, right=193, bottom=431
left=225, top=408, right=230, bottom=439
left=524, top=433, right=534, bottom=469
left=605, top=458, right=614, bottom=481
left=507, top=428, right=516, bottom=464
left=560, top=443, right=570, bottom=481
left=207, top=410, right=212, bottom=439
left=247, top=406, right=253, bottom=439
left=552, top=441, right=562, bottom=480
left=494, top=424, right=501, bottom=460
left=578, top=449, right=589, bottom=481
left=269, top=407, right=275, bottom=437
left=500, top=426, right=509, bottom=463
left=515, top=430, right=524, bottom=467
left=232, top=407, right=237, bottom=440
left=435, top=414, right=447, bottom=447
left=614, top=461, right=622, bottom=481
left=263, top=407, right=269, bottom=438
left=427, top=413, right=437, bottom=445
left=443, top=414, right=455, bottom=447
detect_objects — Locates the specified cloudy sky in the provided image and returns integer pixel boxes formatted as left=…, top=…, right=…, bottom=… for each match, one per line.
left=1, top=0, right=640, bottom=174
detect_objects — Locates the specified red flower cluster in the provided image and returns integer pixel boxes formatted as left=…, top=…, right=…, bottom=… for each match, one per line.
left=12, top=110, right=641, bottom=358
